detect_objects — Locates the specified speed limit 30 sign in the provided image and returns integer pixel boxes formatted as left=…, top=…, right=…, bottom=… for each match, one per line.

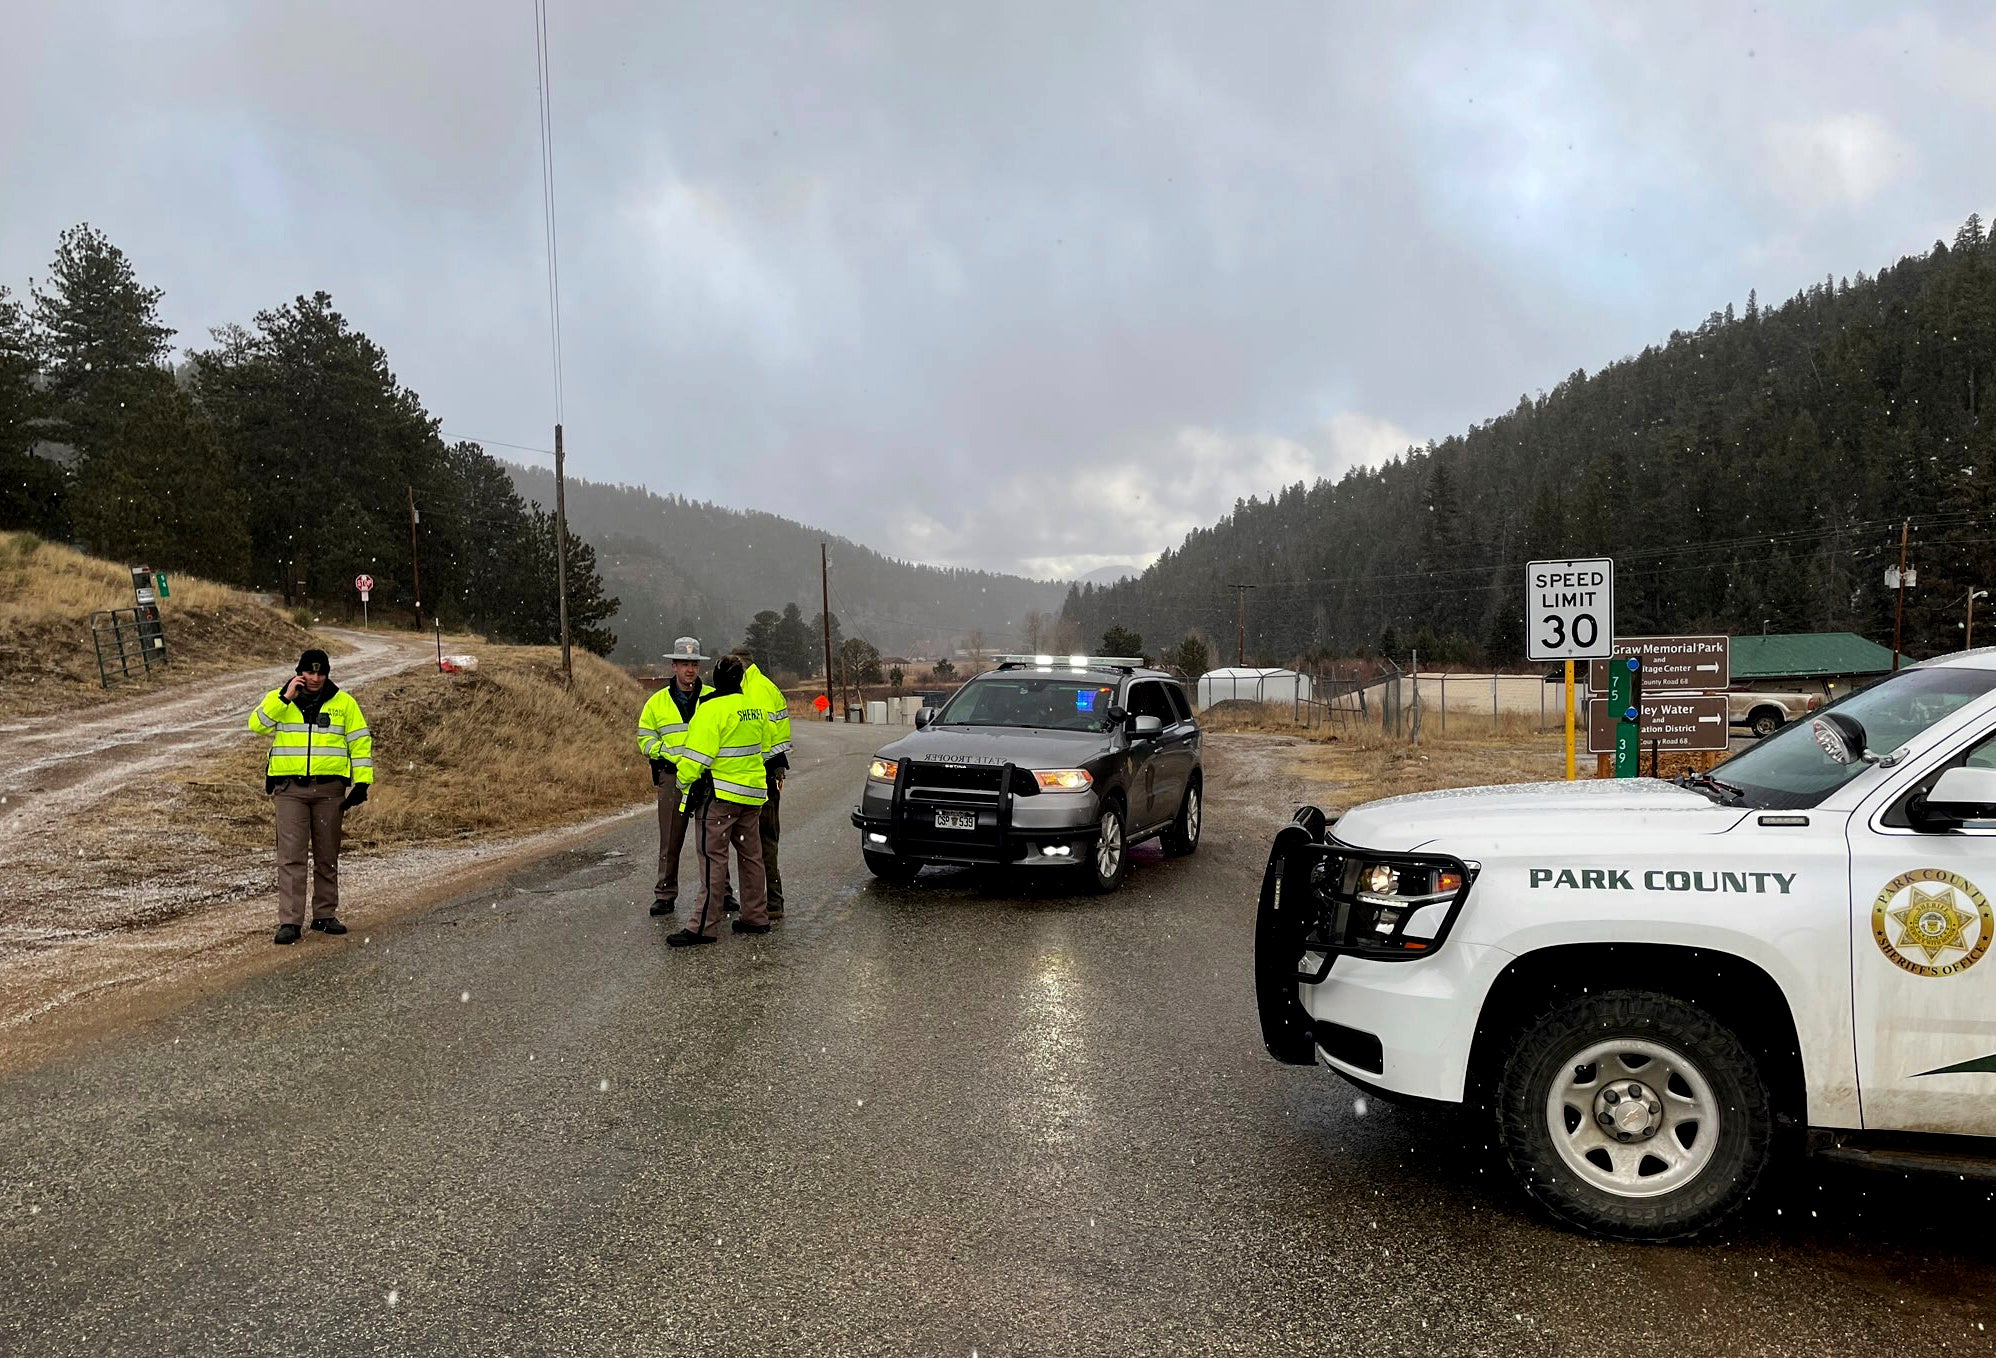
left=1526, top=558, right=1614, bottom=662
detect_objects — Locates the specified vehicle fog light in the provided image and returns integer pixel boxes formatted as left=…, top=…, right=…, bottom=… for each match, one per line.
left=867, top=833, right=888, bottom=844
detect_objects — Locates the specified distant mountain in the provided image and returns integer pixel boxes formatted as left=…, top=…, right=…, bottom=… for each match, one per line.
left=1079, top=564, right=1141, bottom=585
left=506, top=465, right=1068, bottom=664
left=1065, top=214, right=1996, bottom=668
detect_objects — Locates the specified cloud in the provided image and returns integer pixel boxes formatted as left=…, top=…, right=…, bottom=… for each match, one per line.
left=1763, top=113, right=1913, bottom=210
left=965, top=414, right=1415, bottom=579
left=3, top=3, right=1992, bottom=584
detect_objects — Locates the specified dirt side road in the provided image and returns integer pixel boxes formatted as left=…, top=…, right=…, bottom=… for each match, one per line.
left=0, top=630, right=448, bottom=1047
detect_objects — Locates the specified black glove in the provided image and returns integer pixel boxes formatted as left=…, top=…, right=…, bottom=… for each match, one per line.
left=341, top=784, right=369, bottom=812
left=650, top=758, right=667, bottom=787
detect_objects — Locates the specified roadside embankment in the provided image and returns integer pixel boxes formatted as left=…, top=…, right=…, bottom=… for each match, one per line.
left=0, top=531, right=340, bottom=720
left=0, top=641, right=655, bottom=1056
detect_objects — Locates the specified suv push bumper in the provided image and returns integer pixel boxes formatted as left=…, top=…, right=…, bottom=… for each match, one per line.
left=852, top=760, right=1101, bottom=868
left=1253, top=812, right=1508, bottom=1104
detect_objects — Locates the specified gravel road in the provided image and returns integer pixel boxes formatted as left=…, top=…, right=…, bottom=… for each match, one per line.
left=2, top=719, right=1991, bottom=1356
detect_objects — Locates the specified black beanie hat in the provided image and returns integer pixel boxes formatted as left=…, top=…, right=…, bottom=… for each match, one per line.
left=296, top=648, right=331, bottom=676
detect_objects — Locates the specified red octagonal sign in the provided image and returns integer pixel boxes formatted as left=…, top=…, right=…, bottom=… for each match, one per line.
left=355, top=574, right=374, bottom=593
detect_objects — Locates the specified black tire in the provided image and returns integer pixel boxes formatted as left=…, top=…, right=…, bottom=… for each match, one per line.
left=1494, top=989, right=1771, bottom=1243
left=862, top=849, right=924, bottom=882
left=1080, top=800, right=1129, bottom=893
left=1162, top=777, right=1202, bottom=857
left=1749, top=708, right=1783, bottom=739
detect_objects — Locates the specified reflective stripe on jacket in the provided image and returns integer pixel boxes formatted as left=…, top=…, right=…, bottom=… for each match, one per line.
left=743, top=664, right=793, bottom=760
left=674, top=693, right=769, bottom=807
left=248, top=688, right=374, bottom=785
left=637, top=683, right=714, bottom=762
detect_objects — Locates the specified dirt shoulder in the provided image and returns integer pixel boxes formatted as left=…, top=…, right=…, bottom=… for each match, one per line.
left=0, top=641, right=655, bottom=1057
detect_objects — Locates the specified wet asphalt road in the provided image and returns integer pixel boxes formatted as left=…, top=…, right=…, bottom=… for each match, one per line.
left=4, top=722, right=1995, bottom=1356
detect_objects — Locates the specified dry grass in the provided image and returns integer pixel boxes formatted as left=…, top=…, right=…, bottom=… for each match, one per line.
left=181, top=645, right=655, bottom=851
left=0, top=531, right=338, bottom=719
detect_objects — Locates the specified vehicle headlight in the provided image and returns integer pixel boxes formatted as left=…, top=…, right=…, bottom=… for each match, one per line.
left=867, top=758, right=899, bottom=782
left=1033, top=768, right=1094, bottom=791
left=1306, top=851, right=1475, bottom=959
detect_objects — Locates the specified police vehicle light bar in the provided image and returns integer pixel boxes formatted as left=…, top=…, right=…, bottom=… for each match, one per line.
left=995, top=654, right=1145, bottom=672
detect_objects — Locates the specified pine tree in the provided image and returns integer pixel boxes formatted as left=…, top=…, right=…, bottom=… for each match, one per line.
left=68, top=373, right=249, bottom=580
left=0, top=287, right=65, bottom=535
left=30, top=224, right=174, bottom=460
left=775, top=601, right=814, bottom=676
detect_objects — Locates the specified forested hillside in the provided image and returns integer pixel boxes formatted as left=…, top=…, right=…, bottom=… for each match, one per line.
left=0, top=225, right=619, bottom=653
left=507, top=465, right=1068, bottom=662
left=1066, top=215, right=1996, bottom=667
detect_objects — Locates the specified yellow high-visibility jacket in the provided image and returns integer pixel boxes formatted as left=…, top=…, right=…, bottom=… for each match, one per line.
left=743, top=664, right=792, bottom=766
left=637, top=682, right=715, bottom=763
left=248, top=685, right=374, bottom=785
left=673, top=692, right=769, bottom=808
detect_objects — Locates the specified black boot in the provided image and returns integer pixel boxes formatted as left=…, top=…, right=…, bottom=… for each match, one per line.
left=310, top=917, right=347, bottom=936
left=731, top=920, right=771, bottom=935
left=665, top=929, right=715, bottom=948
left=648, top=899, right=675, bottom=917
left=274, top=924, right=302, bottom=945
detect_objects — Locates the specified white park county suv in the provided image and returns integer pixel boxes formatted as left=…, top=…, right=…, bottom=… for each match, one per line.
left=1255, top=650, right=1996, bottom=1241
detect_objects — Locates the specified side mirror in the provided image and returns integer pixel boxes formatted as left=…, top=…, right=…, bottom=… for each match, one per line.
left=1811, top=712, right=1868, bottom=765
left=1921, top=766, right=1996, bottom=822
left=915, top=708, right=933, bottom=730
left=1131, top=714, right=1164, bottom=739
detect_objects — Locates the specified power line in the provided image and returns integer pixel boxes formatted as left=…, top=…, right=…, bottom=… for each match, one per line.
left=532, top=0, right=565, bottom=424
left=439, top=430, right=555, bottom=458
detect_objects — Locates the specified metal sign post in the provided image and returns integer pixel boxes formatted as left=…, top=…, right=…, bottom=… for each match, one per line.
left=1527, top=558, right=1615, bottom=781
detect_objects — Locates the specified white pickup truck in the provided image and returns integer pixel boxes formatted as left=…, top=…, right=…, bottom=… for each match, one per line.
left=1257, top=651, right=1996, bottom=1241
left=1728, top=683, right=1826, bottom=738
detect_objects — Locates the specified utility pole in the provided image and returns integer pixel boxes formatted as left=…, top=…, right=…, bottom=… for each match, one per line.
left=1229, top=583, right=1256, bottom=665
left=554, top=422, right=572, bottom=683
left=1966, top=587, right=1988, bottom=650
left=407, top=485, right=423, bottom=634
left=1891, top=518, right=1909, bottom=672
left=820, top=542, right=835, bottom=721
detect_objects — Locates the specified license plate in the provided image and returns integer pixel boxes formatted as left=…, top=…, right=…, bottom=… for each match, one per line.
left=934, top=810, right=977, bottom=831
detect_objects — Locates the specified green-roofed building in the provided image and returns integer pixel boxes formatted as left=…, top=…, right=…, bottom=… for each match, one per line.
left=1730, top=632, right=1895, bottom=683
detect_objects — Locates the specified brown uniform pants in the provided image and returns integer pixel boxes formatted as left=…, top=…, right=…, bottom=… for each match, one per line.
left=657, top=784, right=738, bottom=909
left=654, top=784, right=695, bottom=901
left=274, top=780, right=345, bottom=926
left=687, top=798, right=768, bottom=938
left=760, top=774, right=784, bottom=914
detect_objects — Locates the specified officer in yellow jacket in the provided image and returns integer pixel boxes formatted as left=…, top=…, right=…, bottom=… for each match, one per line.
left=636, top=636, right=724, bottom=919
left=246, top=647, right=373, bottom=945
left=666, top=654, right=771, bottom=947
left=738, top=649, right=793, bottom=920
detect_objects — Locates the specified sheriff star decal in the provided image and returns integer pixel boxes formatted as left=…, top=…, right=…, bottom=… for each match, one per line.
left=1871, top=868, right=1993, bottom=979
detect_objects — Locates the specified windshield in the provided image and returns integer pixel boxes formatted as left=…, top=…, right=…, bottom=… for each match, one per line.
left=936, top=676, right=1118, bottom=731
left=1711, top=667, right=1996, bottom=809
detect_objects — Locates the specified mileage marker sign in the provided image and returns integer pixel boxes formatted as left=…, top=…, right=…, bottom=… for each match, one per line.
left=1526, top=558, right=1615, bottom=663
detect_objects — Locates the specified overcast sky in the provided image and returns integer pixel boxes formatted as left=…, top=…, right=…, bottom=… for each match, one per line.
left=5, top=2, right=1992, bottom=579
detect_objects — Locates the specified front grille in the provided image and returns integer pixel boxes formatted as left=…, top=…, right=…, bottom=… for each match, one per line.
left=908, top=761, right=1003, bottom=793
left=906, top=761, right=1039, bottom=797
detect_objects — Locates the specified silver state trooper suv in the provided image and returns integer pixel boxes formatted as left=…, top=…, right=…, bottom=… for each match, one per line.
left=1256, top=650, right=1996, bottom=1242
left=851, top=656, right=1202, bottom=892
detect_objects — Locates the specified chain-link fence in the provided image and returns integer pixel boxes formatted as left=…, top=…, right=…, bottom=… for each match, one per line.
left=1198, top=658, right=1566, bottom=740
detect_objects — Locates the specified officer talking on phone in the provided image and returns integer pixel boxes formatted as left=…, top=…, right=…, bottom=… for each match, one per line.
left=246, top=648, right=375, bottom=944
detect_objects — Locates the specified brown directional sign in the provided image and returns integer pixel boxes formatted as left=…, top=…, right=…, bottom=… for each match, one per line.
left=1587, top=695, right=1731, bottom=754
left=1588, top=635, right=1730, bottom=694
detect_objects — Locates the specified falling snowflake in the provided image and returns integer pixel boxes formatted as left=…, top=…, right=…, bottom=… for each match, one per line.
left=598, top=1078, right=610, bottom=1092
left=1353, top=1097, right=1370, bottom=1117
left=460, top=991, right=471, bottom=1003
left=386, top=1290, right=399, bottom=1307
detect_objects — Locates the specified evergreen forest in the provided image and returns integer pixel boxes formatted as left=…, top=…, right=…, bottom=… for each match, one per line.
left=1063, top=215, right=1996, bottom=669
